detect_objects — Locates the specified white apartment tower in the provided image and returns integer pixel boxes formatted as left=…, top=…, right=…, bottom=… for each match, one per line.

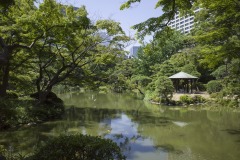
left=168, top=8, right=201, bottom=34
left=127, top=46, right=140, bottom=58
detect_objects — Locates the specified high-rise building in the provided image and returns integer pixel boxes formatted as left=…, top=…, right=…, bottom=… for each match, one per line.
left=127, top=46, right=140, bottom=58
left=168, top=8, right=201, bottom=34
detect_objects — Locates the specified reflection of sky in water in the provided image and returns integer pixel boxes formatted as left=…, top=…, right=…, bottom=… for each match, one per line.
left=104, top=113, right=168, bottom=160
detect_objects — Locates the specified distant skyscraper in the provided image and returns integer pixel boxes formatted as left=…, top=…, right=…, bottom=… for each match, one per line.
left=127, top=46, right=140, bottom=58
left=168, top=8, right=201, bottom=34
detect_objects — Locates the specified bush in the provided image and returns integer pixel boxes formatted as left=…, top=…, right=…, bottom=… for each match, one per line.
left=99, top=86, right=109, bottom=94
left=27, top=134, right=125, bottom=160
left=192, top=95, right=206, bottom=103
left=196, top=82, right=206, bottom=91
left=206, top=80, right=223, bottom=94
left=179, top=95, right=193, bottom=104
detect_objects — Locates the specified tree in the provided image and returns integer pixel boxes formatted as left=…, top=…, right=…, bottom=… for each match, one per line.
left=30, top=0, right=128, bottom=102
left=193, top=0, right=240, bottom=69
left=0, top=0, right=40, bottom=97
left=29, top=1, right=129, bottom=103
left=120, top=0, right=195, bottom=39
left=129, top=75, right=152, bottom=95
left=108, top=59, right=136, bottom=92
left=0, top=0, right=15, bottom=9
left=145, top=76, right=174, bottom=103
left=134, top=28, right=184, bottom=76
left=0, top=0, right=130, bottom=103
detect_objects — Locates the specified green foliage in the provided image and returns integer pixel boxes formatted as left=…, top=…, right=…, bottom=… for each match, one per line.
left=152, top=76, right=174, bottom=103
left=28, top=103, right=64, bottom=122
left=0, top=0, right=129, bottom=100
left=206, top=80, right=223, bottom=94
left=0, top=97, right=64, bottom=130
left=98, top=86, right=109, bottom=94
left=196, top=82, right=206, bottom=91
left=211, top=65, right=226, bottom=80
left=179, top=95, right=193, bottom=104
left=179, top=95, right=206, bottom=104
left=27, top=134, right=125, bottom=160
left=0, top=100, right=17, bottom=129
left=193, top=0, right=240, bottom=69
left=6, top=90, right=19, bottom=99
left=151, top=60, right=178, bottom=78
left=192, top=95, right=206, bottom=103
left=144, top=90, right=160, bottom=102
left=120, top=0, right=194, bottom=39
left=181, top=63, right=201, bottom=77
left=130, top=75, right=152, bottom=87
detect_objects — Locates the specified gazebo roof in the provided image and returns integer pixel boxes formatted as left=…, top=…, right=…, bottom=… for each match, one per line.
left=169, top=71, right=198, bottom=79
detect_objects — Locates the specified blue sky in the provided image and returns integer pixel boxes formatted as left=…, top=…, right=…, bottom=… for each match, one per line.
left=59, top=0, right=162, bottom=49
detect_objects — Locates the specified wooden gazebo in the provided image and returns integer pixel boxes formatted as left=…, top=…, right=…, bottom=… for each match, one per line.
left=169, top=71, right=198, bottom=93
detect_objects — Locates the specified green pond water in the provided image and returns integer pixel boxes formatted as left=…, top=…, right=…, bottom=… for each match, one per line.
left=1, top=92, right=240, bottom=160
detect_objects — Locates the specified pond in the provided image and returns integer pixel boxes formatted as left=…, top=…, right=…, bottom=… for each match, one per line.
left=1, top=92, right=240, bottom=160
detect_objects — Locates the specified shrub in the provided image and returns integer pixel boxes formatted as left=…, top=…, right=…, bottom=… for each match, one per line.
left=192, top=95, right=206, bottom=103
left=179, top=95, right=193, bottom=104
left=99, top=86, right=109, bottom=94
left=144, top=91, right=160, bottom=102
left=206, top=80, right=223, bottom=94
left=27, top=134, right=125, bottom=160
left=196, top=82, right=206, bottom=91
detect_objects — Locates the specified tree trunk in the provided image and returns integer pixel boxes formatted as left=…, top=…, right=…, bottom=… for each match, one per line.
left=38, top=86, right=53, bottom=104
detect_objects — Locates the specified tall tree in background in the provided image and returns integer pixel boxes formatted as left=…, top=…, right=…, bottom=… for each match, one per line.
left=134, top=28, right=184, bottom=76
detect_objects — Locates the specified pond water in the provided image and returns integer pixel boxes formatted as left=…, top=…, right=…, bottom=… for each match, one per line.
left=1, top=92, right=240, bottom=160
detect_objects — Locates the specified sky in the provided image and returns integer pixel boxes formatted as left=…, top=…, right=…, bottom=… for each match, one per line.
left=58, top=0, right=162, bottom=50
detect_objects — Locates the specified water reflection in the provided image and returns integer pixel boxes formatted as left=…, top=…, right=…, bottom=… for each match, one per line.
left=0, top=92, right=240, bottom=160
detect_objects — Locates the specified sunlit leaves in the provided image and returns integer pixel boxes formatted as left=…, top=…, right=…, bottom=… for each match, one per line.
left=121, top=0, right=195, bottom=39
left=96, top=20, right=124, bottom=35
left=119, top=0, right=141, bottom=10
